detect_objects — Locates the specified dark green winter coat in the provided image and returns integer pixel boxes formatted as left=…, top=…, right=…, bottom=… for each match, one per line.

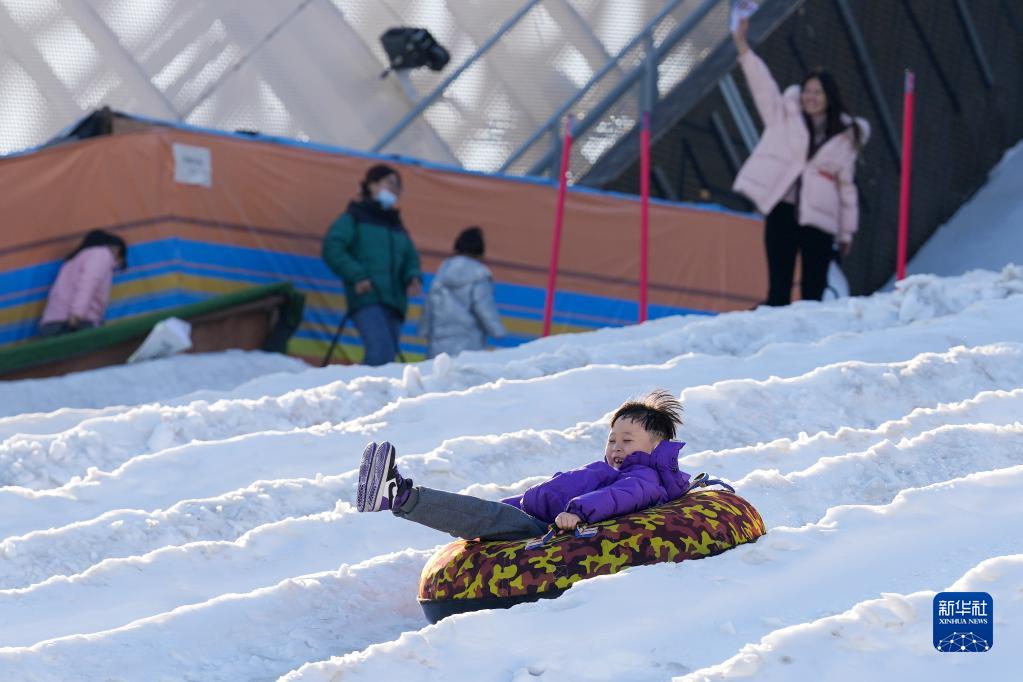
left=322, top=200, right=422, bottom=319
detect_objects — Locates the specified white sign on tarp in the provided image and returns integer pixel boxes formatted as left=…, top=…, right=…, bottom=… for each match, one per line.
left=172, top=143, right=212, bottom=187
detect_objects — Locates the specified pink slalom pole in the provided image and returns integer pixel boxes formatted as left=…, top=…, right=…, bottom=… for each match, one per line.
left=896, top=70, right=915, bottom=281
left=639, top=111, right=651, bottom=323
left=542, top=116, right=573, bottom=337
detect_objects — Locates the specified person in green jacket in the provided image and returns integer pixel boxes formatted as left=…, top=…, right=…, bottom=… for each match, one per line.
left=322, top=164, right=422, bottom=365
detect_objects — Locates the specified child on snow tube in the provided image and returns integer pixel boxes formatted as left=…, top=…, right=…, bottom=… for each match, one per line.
left=355, top=389, right=691, bottom=541
left=354, top=389, right=762, bottom=621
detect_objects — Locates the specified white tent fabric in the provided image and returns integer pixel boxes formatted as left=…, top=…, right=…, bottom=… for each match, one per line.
left=0, top=0, right=722, bottom=173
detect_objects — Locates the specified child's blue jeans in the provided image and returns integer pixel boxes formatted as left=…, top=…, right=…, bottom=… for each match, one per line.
left=394, top=487, right=549, bottom=541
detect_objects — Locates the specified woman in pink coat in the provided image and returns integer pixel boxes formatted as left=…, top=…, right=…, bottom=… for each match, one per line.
left=38, top=230, right=127, bottom=337
left=731, top=18, right=869, bottom=305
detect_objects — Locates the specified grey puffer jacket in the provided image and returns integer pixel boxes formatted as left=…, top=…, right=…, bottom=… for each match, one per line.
left=419, top=255, right=506, bottom=358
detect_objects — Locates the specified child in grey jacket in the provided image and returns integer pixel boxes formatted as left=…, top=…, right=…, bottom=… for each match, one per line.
left=418, top=226, right=506, bottom=358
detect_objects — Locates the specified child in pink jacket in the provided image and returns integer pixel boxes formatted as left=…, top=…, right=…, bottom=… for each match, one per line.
left=731, top=17, right=869, bottom=306
left=39, top=230, right=127, bottom=337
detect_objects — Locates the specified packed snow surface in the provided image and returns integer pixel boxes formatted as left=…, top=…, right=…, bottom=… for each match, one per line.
left=0, top=267, right=1020, bottom=681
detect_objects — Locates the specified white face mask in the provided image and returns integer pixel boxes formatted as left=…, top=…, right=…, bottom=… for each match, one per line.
left=376, top=188, right=398, bottom=209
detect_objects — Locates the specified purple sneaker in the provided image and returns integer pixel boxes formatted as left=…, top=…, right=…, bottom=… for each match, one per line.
left=356, top=441, right=409, bottom=512
left=356, top=442, right=378, bottom=512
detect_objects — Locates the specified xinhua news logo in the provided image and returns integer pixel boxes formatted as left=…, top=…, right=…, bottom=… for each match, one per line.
left=933, top=592, right=993, bottom=653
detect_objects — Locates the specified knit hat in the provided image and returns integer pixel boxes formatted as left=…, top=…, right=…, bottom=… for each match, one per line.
left=453, top=226, right=485, bottom=257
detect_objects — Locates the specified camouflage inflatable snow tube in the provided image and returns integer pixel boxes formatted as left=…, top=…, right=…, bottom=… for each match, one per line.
left=418, top=489, right=765, bottom=623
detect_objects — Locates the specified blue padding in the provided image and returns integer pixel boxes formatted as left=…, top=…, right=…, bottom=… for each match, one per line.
left=3, top=237, right=714, bottom=350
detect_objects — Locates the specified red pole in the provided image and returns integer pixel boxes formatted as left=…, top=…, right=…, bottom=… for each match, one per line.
left=896, top=70, right=915, bottom=281
left=639, top=111, right=651, bottom=323
left=542, top=116, right=573, bottom=337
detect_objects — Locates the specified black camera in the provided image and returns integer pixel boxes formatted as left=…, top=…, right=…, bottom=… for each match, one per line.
left=379, top=27, right=450, bottom=76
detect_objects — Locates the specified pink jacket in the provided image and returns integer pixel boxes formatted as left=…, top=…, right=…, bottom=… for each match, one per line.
left=41, top=246, right=117, bottom=325
left=732, top=50, right=870, bottom=244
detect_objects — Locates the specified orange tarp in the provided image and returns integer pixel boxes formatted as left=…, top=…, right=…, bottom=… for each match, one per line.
left=0, top=125, right=765, bottom=313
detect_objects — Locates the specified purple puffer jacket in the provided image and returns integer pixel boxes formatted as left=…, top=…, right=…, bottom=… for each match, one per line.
left=502, top=440, right=691, bottom=524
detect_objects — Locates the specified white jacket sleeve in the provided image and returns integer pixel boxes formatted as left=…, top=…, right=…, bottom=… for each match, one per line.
left=738, top=50, right=784, bottom=128
left=837, top=163, right=859, bottom=244
left=470, top=276, right=506, bottom=338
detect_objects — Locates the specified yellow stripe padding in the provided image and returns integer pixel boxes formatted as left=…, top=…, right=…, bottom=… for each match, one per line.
left=4, top=271, right=596, bottom=352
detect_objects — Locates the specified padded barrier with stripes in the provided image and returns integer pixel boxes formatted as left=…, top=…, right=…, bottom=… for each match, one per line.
left=0, top=116, right=766, bottom=364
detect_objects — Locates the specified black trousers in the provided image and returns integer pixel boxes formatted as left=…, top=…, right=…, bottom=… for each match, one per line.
left=764, top=203, right=835, bottom=306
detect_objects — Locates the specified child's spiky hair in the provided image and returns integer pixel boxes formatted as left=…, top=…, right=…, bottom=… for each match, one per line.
left=610, top=389, right=683, bottom=441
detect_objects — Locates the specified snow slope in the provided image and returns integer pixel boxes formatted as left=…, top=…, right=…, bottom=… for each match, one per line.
left=0, top=267, right=1019, bottom=681
left=0, top=349, right=309, bottom=422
